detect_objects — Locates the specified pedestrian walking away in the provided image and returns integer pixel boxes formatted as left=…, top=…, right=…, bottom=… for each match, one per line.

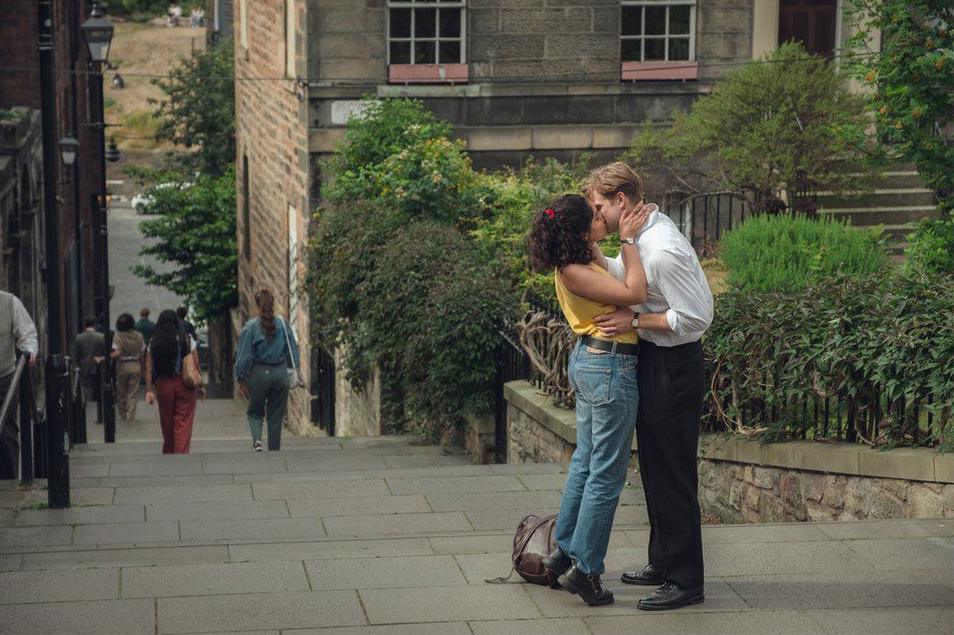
left=176, top=306, right=197, bottom=343
left=111, top=313, right=145, bottom=421
left=145, top=309, right=204, bottom=453
left=234, top=288, right=300, bottom=452
left=134, top=307, right=155, bottom=343
left=589, top=162, right=714, bottom=611
left=528, top=193, right=650, bottom=607
left=0, top=291, right=39, bottom=479
left=73, top=316, right=106, bottom=424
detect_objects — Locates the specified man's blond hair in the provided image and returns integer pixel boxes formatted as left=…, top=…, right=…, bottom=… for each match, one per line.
left=583, top=162, right=644, bottom=203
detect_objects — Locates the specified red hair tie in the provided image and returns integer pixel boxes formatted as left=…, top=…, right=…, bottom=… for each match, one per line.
left=544, top=208, right=556, bottom=220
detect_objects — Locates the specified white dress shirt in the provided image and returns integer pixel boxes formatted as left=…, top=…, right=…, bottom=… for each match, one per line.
left=607, top=210, right=713, bottom=347
left=10, top=294, right=39, bottom=357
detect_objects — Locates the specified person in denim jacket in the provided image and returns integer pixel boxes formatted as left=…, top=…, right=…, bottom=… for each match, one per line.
left=528, top=193, right=650, bottom=606
left=234, top=289, right=300, bottom=451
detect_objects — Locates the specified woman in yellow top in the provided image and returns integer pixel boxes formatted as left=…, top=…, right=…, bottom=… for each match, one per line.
left=528, top=193, right=650, bottom=607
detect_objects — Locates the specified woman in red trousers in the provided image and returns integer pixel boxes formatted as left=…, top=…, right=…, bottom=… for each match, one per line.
left=144, top=309, right=204, bottom=453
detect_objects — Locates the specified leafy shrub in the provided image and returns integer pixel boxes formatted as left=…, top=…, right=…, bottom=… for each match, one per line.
left=705, top=270, right=954, bottom=449
left=308, top=206, right=517, bottom=439
left=719, top=214, right=888, bottom=293
left=626, top=42, right=878, bottom=201
left=905, top=217, right=954, bottom=275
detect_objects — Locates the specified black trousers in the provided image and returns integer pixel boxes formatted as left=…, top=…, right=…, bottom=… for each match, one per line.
left=0, top=371, right=16, bottom=479
left=635, top=339, right=705, bottom=589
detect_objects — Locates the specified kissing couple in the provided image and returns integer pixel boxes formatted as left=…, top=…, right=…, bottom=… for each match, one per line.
left=527, top=162, right=714, bottom=611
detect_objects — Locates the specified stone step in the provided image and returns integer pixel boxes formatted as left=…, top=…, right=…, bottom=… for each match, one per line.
left=821, top=205, right=938, bottom=227
left=817, top=188, right=936, bottom=209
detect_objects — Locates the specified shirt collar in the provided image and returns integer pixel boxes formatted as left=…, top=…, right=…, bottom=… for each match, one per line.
left=636, top=210, right=661, bottom=239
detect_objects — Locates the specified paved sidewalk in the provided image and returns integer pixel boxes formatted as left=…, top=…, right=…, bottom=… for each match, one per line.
left=1, top=434, right=952, bottom=634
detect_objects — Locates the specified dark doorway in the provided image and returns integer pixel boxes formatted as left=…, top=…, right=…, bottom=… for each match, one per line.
left=778, top=0, right=838, bottom=56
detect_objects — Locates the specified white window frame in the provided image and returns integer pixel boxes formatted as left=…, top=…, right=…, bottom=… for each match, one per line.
left=387, top=0, right=467, bottom=65
left=620, top=0, right=697, bottom=63
left=285, top=0, right=296, bottom=77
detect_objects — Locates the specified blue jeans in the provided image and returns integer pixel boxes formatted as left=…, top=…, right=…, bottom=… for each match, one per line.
left=555, top=341, right=639, bottom=575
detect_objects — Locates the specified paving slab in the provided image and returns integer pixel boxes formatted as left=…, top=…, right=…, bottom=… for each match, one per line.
left=428, top=533, right=514, bottom=555
left=110, top=459, right=205, bottom=477
left=464, top=508, right=560, bottom=531
left=87, top=475, right=236, bottom=488
left=180, top=518, right=324, bottom=542
left=386, top=475, right=527, bottom=495
left=202, top=456, right=289, bottom=475
left=362, top=465, right=490, bottom=479
left=359, top=586, right=540, bottom=624
left=724, top=569, right=954, bottom=609
left=0, top=567, right=120, bottom=603
left=12, top=504, right=145, bottom=526
left=584, top=609, right=825, bottom=635
left=470, top=617, right=591, bottom=635
left=426, top=491, right=564, bottom=512
left=114, top=483, right=253, bottom=504
left=0, top=525, right=73, bottom=548
left=841, top=537, right=954, bottom=571
left=17, top=545, right=230, bottom=570
left=146, top=500, right=289, bottom=522
left=231, top=470, right=369, bottom=483
left=805, top=605, right=954, bottom=635
left=157, top=591, right=364, bottom=633
left=71, top=487, right=116, bottom=505
left=516, top=474, right=571, bottom=490
left=323, top=511, right=473, bottom=537
left=285, top=455, right=389, bottom=472
left=122, top=561, right=309, bottom=598
left=698, top=522, right=830, bottom=544
left=228, top=537, right=434, bottom=562
left=72, top=521, right=181, bottom=546
left=0, top=553, right=22, bottom=571
left=0, top=598, right=155, bottom=634
left=703, top=539, right=869, bottom=576
left=287, top=494, right=431, bottom=518
left=489, top=463, right=567, bottom=475
left=815, top=518, right=953, bottom=540
left=381, top=453, right=471, bottom=468
left=284, top=624, right=471, bottom=635
left=305, top=555, right=468, bottom=590
left=252, top=480, right=389, bottom=500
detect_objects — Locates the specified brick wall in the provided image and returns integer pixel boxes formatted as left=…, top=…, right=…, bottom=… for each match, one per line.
left=235, top=0, right=314, bottom=432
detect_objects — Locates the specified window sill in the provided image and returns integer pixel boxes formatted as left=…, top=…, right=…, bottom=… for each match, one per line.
left=388, top=64, right=469, bottom=84
left=621, top=61, right=698, bottom=81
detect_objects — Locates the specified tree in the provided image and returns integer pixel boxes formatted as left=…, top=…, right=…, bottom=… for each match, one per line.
left=151, top=39, right=235, bottom=177
left=844, top=0, right=954, bottom=214
left=626, top=43, right=877, bottom=206
left=132, top=169, right=237, bottom=324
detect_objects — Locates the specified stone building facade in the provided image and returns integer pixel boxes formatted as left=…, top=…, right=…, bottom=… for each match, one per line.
left=0, top=0, right=104, bottom=354
left=236, top=0, right=865, bottom=432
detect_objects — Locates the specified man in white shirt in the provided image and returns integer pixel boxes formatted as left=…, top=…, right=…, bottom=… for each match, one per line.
left=0, top=291, right=39, bottom=478
left=586, top=162, right=713, bottom=611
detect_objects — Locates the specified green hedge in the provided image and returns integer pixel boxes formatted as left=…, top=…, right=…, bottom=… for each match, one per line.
left=719, top=214, right=888, bottom=293
left=905, top=216, right=954, bottom=275
left=705, top=270, right=954, bottom=449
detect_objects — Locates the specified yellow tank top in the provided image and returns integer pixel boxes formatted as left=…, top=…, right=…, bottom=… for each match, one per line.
left=554, top=263, right=638, bottom=345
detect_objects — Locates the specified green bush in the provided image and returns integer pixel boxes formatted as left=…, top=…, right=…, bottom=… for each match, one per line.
left=308, top=206, right=516, bottom=439
left=719, top=214, right=888, bottom=293
left=905, top=217, right=954, bottom=275
left=705, top=270, right=954, bottom=449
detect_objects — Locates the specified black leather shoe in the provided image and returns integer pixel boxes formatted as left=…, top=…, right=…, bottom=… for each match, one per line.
left=541, top=546, right=572, bottom=578
left=637, top=581, right=705, bottom=611
left=557, top=565, right=615, bottom=606
left=620, top=563, right=664, bottom=586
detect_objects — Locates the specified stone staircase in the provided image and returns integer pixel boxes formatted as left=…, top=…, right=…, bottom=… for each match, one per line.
left=816, top=164, right=938, bottom=256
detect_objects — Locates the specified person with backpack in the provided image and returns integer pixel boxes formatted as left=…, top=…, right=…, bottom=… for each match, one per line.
left=234, top=289, right=300, bottom=452
left=145, top=309, right=203, bottom=453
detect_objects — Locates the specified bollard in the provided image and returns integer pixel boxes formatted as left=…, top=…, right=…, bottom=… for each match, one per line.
left=71, top=368, right=87, bottom=445
left=45, top=354, right=71, bottom=508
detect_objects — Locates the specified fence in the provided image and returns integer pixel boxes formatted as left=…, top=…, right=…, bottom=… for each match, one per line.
left=0, top=355, right=37, bottom=483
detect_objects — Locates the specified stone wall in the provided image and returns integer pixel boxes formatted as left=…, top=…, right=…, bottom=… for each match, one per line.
left=234, top=0, right=314, bottom=433
left=504, top=380, right=954, bottom=522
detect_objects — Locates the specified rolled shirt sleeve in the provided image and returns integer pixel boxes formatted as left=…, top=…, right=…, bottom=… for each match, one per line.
left=652, top=250, right=713, bottom=336
left=12, top=296, right=39, bottom=357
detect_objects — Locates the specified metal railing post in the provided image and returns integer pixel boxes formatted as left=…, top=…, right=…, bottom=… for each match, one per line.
left=45, top=355, right=71, bottom=508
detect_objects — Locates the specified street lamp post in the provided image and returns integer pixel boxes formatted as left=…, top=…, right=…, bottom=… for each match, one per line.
left=81, top=1, right=116, bottom=444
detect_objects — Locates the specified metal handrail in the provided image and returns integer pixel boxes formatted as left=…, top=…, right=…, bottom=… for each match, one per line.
left=0, top=356, right=27, bottom=428
left=0, top=354, right=37, bottom=484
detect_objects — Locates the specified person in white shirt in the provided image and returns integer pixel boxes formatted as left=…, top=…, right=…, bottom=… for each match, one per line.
left=0, top=291, right=39, bottom=478
left=585, top=162, right=713, bottom=611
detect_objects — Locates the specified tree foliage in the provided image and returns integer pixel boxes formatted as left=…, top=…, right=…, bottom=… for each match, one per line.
left=151, top=39, right=235, bottom=177
left=844, top=0, right=954, bottom=214
left=132, top=169, right=238, bottom=323
left=626, top=42, right=877, bottom=203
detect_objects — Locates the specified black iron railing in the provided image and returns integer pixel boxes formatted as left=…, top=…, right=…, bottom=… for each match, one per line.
left=0, top=355, right=38, bottom=484
left=493, top=325, right=531, bottom=464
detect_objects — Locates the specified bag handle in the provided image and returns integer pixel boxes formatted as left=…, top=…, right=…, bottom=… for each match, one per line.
left=484, top=513, right=557, bottom=584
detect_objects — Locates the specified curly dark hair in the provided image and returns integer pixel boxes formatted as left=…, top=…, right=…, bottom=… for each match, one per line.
left=528, top=194, right=595, bottom=273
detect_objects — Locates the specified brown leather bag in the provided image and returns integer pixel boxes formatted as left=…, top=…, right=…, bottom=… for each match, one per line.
left=485, top=513, right=560, bottom=587
left=180, top=347, right=202, bottom=389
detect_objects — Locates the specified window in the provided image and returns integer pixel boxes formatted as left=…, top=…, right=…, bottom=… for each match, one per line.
left=388, top=1, right=465, bottom=65
left=621, top=1, right=696, bottom=62
left=242, top=155, right=251, bottom=261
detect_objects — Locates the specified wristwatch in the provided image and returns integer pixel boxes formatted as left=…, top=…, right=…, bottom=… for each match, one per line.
left=621, top=236, right=637, bottom=246
left=631, top=312, right=640, bottom=330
